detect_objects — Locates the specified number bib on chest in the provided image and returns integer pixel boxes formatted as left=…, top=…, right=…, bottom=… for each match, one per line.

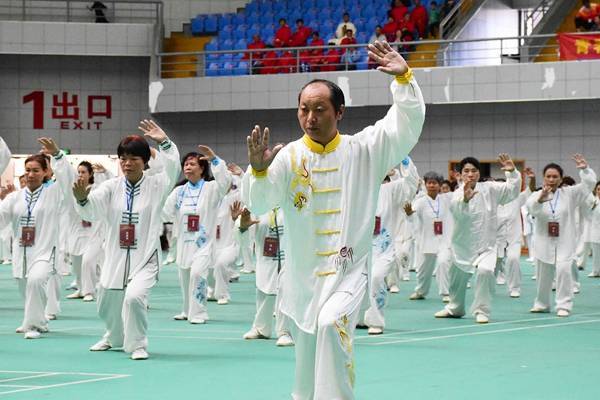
left=263, top=237, right=280, bottom=258
left=187, top=214, right=200, bottom=232
left=373, top=216, right=381, bottom=236
left=120, top=224, right=135, bottom=246
left=81, top=220, right=92, bottom=228
left=21, top=226, right=36, bottom=247
left=433, top=220, right=443, bottom=235
left=548, top=221, right=559, bottom=237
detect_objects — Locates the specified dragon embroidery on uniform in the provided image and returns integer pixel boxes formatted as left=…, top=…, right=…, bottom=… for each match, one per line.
left=290, top=148, right=313, bottom=210
left=334, top=246, right=354, bottom=275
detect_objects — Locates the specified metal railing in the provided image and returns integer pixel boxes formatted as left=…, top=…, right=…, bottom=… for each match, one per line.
left=0, top=0, right=162, bottom=24
left=158, top=32, right=600, bottom=78
left=523, top=0, right=555, bottom=36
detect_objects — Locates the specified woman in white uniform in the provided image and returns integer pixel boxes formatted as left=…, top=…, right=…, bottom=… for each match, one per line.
left=0, top=137, right=73, bottom=339
left=71, top=120, right=180, bottom=360
left=527, top=156, right=596, bottom=317
left=162, top=147, right=231, bottom=323
left=585, top=181, right=600, bottom=278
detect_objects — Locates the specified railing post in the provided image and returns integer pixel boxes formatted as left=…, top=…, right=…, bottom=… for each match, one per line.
left=500, top=38, right=503, bottom=63
left=249, top=52, right=253, bottom=75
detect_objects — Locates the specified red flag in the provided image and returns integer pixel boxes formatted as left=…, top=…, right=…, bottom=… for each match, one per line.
left=558, top=33, right=600, bottom=61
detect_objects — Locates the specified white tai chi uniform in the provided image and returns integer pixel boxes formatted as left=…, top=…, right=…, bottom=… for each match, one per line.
left=0, top=138, right=13, bottom=263
left=443, top=170, right=522, bottom=319
left=162, top=157, right=231, bottom=321
left=210, top=187, right=240, bottom=301
left=495, top=189, right=530, bottom=296
left=238, top=208, right=290, bottom=338
left=521, top=205, right=535, bottom=262
left=409, top=191, right=453, bottom=299
left=243, top=71, right=424, bottom=400
left=363, top=159, right=418, bottom=329
left=73, top=140, right=180, bottom=353
left=0, top=150, right=72, bottom=334
left=0, top=137, right=10, bottom=174
left=584, top=194, right=600, bottom=277
left=526, top=167, right=597, bottom=313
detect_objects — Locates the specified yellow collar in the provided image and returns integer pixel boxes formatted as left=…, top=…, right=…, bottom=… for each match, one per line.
left=302, top=132, right=341, bottom=154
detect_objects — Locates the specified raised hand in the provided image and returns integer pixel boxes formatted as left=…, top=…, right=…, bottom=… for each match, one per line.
left=498, top=153, right=515, bottom=172
left=73, top=178, right=91, bottom=202
left=0, top=183, right=15, bottom=200
left=38, top=137, right=60, bottom=156
left=230, top=200, right=244, bottom=221
left=239, top=209, right=259, bottom=230
left=138, top=119, right=168, bottom=144
left=403, top=202, right=414, bottom=216
left=463, top=181, right=478, bottom=203
left=247, top=125, right=284, bottom=172
left=537, top=184, right=553, bottom=203
left=524, top=167, right=535, bottom=178
left=92, top=163, right=106, bottom=173
left=197, top=145, right=216, bottom=162
left=572, top=154, right=588, bottom=169
left=227, top=163, right=244, bottom=176
left=367, top=40, right=409, bottom=76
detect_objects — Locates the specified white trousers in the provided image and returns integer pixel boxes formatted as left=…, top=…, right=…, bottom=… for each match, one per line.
left=534, top=260, right=573, bottom=312
left=17, top=260, right=51, bottom=331
left=495, top=242, right=522, bottom=293
left=445, top=253, right=495, bottom=318
left=45, top=271, right=61, bottom=316
left=212, top=246, right=237, bottom=300
left=363, top=253, right=395, bottom=329
left=252, top=289, right=288, bottom=337
left=591, top=243, right=600, bottom=275
left=525, top=234, right=535, bottom=260
left=291, top=277, right=367, bottom=400
left=178, top=254, right=212, bottom=321
left=576, top=241, right=591, bottom=268
left=0, top=233, right=11, bottom=261
left=71, top=254, right=83, bottom=291
left=414, top=251, right=451, bottom=297
left=81, top=243, right=103, bottom=296
left=96, top=257, right=158, bottom=353
left=240, top=243, right=256, bottom=272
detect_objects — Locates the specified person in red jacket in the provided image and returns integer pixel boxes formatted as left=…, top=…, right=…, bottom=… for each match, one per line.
left=410, top=0, right=428, bottom=38
left=339, top=29, right=357, bottom=53
left=382, top=15, right=398, bottom=42
left=320, top=41, right=341, bottom=72
left=290, top=19, right=312, bottom=47
left=303, top=32, right=325, bottom=72
left=274, top=18, right=292, bottom=47
left=278, top=50, right=297, bottom=73
left=260, top=46, right=279, bottom=74
left=397, top=13, right=416, bottom=41
left=390, top=0, right=408, bottom=23
left=244, top=34, right=266, bottom=60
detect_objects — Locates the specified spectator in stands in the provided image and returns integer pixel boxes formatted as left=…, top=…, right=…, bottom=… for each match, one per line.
left=89, top=1, right=108, bottom=23
left=575, top=1, right=598, bottom=32
left=336, top=13, right=357, bottom=40
left=275, top=18, right=293, bottom=47
left=428, top=1, right=441, bottom=38
left=278, top=50, right=297, bottom=74
left=394, top=28, right=415, bottom=58
left=410, top=0, right=428, bottom=39
left=383, top=15, right=399, bottom=42
left=320, top=41, right=342, bottom=72
left=339, top=29, right=358, bottom=70
left=291, top=19, right=313, bottom=47
left=390, top=0, right=409, bottom=23
left=245, top=34, right=267, bottom=73
left=369, top=25, right=387, bottom=44
left=398, top=13, right=416, bottom=42
left=304, top=32, right=326, bottom=72
left=260, top=45, right=279, bottom=74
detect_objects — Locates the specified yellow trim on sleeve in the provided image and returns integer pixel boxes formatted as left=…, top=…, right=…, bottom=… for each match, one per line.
left=251, top=167, right=268, bottom=177
left=313, top=188, right=341, bottom=194
left=302, top=132, right=341, bottom=154
left=314, top=209, right=341, bottom=215
left=316, top=270, right=337, bottom=277
left=316, top=250, right=338, bottom=257
left=395, top=68, right=413, bottom=84
left=316, top=229, right=341, bottom=235
left=313, top=167, right=339, bottom=173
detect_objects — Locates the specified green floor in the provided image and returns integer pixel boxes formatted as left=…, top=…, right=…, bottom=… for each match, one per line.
left=1, top=257, right=599, bottom=399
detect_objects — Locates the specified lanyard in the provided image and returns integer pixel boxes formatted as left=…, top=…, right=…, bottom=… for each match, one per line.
left=426, top=195, right=440, bottom=219
left=548, top=190, right=560, bottom=217
left=24, top=186, right=43, bottom=219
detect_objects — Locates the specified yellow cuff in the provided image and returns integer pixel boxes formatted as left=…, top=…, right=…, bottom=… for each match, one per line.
left=251, top=167, right=267, bottom=177
left=395, top=68, right=413, bottom=84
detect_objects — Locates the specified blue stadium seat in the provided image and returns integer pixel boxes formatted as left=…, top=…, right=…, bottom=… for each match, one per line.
left=308, top=20, right=320, bottom=33
left=206, top=62, right=220, bottom=77
left=260, top=11, right=274, bottom=25
left=204, top=15, right=218, bottom=32
left=234, top=38, right=248, bottom=50
left=304, top=8, right=318, bottom=22
left=356, top=31, right=368, bottom=44
left=274, top=10, right=287, bottom=22
left=261, top=25, right=275, bottom=38
left=247, top=12, right=260, bottom=26
left=361, top=6, right=376, bottom=20
left=220, top=39, right=234, bottom=51
left=376, top=7, right=388, bottom=21
left=234, top=61, right=250, bottom=75
left=191, top=17, right=204, bottom=35
left=234, top=13, right=246, bottom=26
left=273, top=1, right=286, bottom=13
left=316, top=0, right=330, bottom=9
left=265, top=35, right=275, bottom=45
left=354, top=17, right=365, bottom=32
left=319, top=7, right=332, bottom=20
left=289, top=9, right=302, bottom=23
left=288, top=0, right=301, bottom=10
left=246, top=25, right=261, bottom=40
left=349, top=6, right=361, bottom=20
left=220, top=62, right=235, bottom=76
left=218, top=27, right=233, bottom=41
left=205, top=39, right=219, bottom=52
left=366, top=16, right=379, bottom=34
left=331, top=8, right=344, bottom=22
left=321, top=19, right=334, bottom=36
left=245, top=2, right=259, bottom=14
left=258, top=1, right=273, bottom=13
left=331, top=0, right=345, bottom=9
left=218, top=14, right=233, bottom=29
left=234, top=25, right=248, bottom=41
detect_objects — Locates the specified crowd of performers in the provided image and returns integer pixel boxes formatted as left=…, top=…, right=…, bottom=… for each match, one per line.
left=1, top=41, right=599, bottom=399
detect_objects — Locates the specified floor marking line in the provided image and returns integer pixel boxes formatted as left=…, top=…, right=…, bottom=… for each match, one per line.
left=0, top=371, right=129, bottom=377
left=363, top=318, right=600, bottom=346
left=354, top=312, right=600, bottom=340
left=0, top=375, right=129, bottom=396
left=0, top=373, right=60, bottom=383
left=0, top=385, right=42, bottom=388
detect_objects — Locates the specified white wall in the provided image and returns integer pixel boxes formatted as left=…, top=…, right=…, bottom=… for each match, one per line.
left=0, top=21, right=154, bottom=56
left=163, top=0, right=247, bottom=36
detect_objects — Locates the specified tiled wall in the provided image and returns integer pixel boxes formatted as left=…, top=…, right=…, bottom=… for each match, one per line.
left=163, top=0, right=247, bottom=36
left=153, top=60, right=600, bottom=112
left=0, top=54, right=150, bottom=155
left=0, top=21, right=154, bottom=56
left=154, top=98, right=600, bottom=179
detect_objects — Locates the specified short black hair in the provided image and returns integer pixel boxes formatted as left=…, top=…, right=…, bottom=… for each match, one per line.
left=78, top=161, right=95, bottom=184
left=543, top=162, right=563, bottom=178
left=561, top=176, right=575, bottom=187
left=181, top=152, right=213, bottom=181
left=298, top=79, right=345, bottom=114
left=296, top=18, right=304, bottom=24
left=117, top=135, right=151, bottom=164
left=423, top=171, right=443, bottom=184
left=459, top=157, right=481, bottom=173
left=595, top=180, right=600, bottom=191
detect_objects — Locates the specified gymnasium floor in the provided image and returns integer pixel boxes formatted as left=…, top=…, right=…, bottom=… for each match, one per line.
left=1, top=257, right=599, bottom=399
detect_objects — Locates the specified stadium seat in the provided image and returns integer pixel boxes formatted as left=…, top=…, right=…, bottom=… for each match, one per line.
left=206, top=62, right=220, bottom=77
left=191, top=17, right=204, bottom=35
left=331, top=0, right=345, bottom=10
left=288, top=0, right=301, bottom=10
left=247, top=12, right=260, bottom=26
left=356, top=31, right=368, bottom=44
left=234, top=25, right=248, bottom=41
left=361, top=6, right=376, bottom=20
left=234, top=13, right=246, bottom=26
left=220, top=62, right=235, bottom=76
left=260, top=12, right=274, bottom=25
left=218, top=27, right=233, bottom=42
left=349, top=6, right=361, bottom=20
left=261, top=25, right=275, bottom=38
left=220, top=39, right=234, bottom=51
left=245, top=2, right=258, bottom=15
left=205, top=39, right=219, bottom=52
left=366, top=16, right=379, bottom=34
left=234, top=39, right=248, bottom=50
left=246, top=25, right=261, bottom=40
left=316, top=0, right=330, bottom=9
left=308, top=20, right=320, bottom=33
left=354, top=17, right=365, bottom=33
left=204, top=15, right=218, bottom=32
left=289, top=9, right=302, bottom=23
left=273, top=1, right=287, bottom=13
left=218, top=13, right=233, bottom=29
left=319, top=7, right=332, bottom=20
left=258, top=1, right=273, bottom=13
left=234, top=61, right=250, bottom=75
